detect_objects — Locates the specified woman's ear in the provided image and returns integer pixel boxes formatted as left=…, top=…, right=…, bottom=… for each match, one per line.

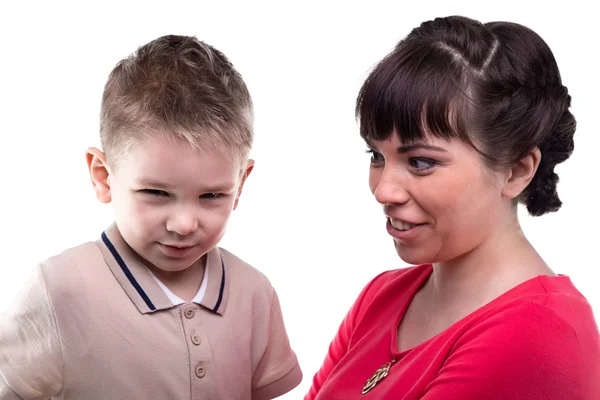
left=501, top=147, right=541, bottom=199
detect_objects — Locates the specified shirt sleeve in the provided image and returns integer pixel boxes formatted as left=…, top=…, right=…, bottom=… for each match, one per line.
left=0, top=266, right=64, bottom=399
left=420, top=303, right=586, bottom=400
left=251, top=289, right=302, bottom=400
left=304, top=272, right=390, bottom=400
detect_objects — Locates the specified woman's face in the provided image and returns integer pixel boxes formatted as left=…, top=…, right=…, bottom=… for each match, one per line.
left=367, top=134, right=509, bottom=265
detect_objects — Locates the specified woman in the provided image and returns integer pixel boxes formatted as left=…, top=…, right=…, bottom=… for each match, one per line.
left=306, top=16, right=600, bottom=399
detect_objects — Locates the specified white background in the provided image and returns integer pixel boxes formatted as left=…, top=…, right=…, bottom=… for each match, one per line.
left=1, top=1, right=598, bottom=398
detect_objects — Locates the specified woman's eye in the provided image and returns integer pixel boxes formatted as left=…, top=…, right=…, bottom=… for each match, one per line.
left=408, top=158, right=437, bottom=171
left=366, top=149, right=384, bottom=165
left=142, top=189, right=169, bottom=197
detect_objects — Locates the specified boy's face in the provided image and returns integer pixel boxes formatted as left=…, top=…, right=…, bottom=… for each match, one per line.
left=87, top=135, right=253, bottom=273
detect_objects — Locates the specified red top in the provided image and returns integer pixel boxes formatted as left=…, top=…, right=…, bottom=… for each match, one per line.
left=306, top=265, right=600, bottom=399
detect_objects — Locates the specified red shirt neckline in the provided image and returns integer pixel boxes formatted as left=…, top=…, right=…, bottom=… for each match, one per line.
left=389, top=264, right=572, bottom=358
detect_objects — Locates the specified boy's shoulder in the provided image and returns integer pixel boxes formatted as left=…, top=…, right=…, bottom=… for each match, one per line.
left=36, top=240, right=112, bottom=299
left=43, top=240, right=101, bottom=263
left=39, top=241, right=102, bottom=274
left=217, top=246, right=275, bottom=294
left=39, top=241, right=104, bottom=276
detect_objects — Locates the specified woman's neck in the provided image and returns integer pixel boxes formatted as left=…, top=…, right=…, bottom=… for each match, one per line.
left=427, top=223, right=553, bottom=315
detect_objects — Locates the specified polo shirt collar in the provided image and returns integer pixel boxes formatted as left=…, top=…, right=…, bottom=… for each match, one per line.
left=96, top=223, right=228, bottom=315
left=148, top=266, right=209, bottom=306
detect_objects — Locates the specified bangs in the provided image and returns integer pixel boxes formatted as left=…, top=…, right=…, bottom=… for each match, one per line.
left=356, top=42, right=471, bottom=145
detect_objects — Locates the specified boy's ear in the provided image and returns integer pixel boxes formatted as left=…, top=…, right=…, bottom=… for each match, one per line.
left=86, top=147, right=112, bottom=204
left=233, top=159, right=255, bottom=210
left=501, top=147, right=541, bottom=199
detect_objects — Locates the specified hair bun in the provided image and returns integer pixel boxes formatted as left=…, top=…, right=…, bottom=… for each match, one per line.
left=526, top=168, right=561, bottom=216
left=523, top=105, right=575, bottom=216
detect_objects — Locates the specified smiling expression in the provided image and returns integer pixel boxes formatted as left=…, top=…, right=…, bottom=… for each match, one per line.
left=367, top=133, right=507, bottom=265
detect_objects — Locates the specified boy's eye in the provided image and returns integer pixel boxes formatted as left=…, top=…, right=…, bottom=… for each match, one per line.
left=408, top=157, right=437, bottom=172
left=141, top=189, right=169, bottom=197
left=200, top=193, right=223, bottom=199
left=365, top=149, right=384, bottom=166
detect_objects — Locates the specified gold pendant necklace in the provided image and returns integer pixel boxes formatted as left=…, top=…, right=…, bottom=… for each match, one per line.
left=362, top=359, right=395, bottom=395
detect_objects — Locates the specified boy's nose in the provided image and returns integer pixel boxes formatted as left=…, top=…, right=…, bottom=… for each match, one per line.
left=166, top=210, right=199, bottom=236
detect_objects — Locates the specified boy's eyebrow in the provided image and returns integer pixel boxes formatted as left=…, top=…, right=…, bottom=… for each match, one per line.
left=136, top=178, right=172, bottom=189
left=135, top=178, right=236, bottom=192
left=201, top=183, right=237, bottom=192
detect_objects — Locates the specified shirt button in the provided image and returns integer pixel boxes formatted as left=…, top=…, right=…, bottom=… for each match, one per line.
left=191, top=334, right=201, bottom=346
left=195, top=364, right=206, bottom=378
left=184, top=307, right=195, bottom=319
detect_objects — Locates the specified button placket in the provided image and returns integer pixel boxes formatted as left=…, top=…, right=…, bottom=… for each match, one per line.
left=180, top=305, right=213, bottom=392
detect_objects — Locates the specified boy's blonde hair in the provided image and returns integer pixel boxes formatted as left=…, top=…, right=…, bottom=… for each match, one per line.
left=100, top=35, right=253, bottom=166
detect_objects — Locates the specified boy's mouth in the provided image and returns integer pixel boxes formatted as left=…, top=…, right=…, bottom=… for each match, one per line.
left=159, top=243, right=196, bottom=257
left=162, top=243, right=194, bottom=249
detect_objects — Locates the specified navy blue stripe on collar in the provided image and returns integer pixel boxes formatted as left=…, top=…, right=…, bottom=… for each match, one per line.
left=101, top=232, right=156, bottom=311
left=213, top=255, right=225, bottom=312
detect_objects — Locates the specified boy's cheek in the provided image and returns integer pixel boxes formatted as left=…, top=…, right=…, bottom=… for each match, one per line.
left=135, top=206, right=163, bottom=225
left=118, top=201, right=158, bottom=227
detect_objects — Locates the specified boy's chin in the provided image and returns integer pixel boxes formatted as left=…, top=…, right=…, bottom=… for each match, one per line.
left=137, top=251, right=197, bottom=274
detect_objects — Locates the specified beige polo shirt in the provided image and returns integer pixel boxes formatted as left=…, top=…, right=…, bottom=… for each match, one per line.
left=0, top=224, right=301, bottom=399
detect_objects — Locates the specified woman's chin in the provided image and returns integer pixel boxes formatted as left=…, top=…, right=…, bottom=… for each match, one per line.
left=394, top=242, right=435, bottom=266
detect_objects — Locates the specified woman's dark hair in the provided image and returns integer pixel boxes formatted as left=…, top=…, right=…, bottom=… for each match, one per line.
left=356, top=16, right=575, bottom=216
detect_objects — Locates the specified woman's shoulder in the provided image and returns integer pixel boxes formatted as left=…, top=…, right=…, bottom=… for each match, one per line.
left=458, top=274, right=600, bottom=376
left=488, top=274, right=598, bottom=341
left=531, top=275, right=599, bottom=354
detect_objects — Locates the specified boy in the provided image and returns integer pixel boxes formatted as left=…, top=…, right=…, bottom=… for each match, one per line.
left=0, top=35, right=301, bottom=399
